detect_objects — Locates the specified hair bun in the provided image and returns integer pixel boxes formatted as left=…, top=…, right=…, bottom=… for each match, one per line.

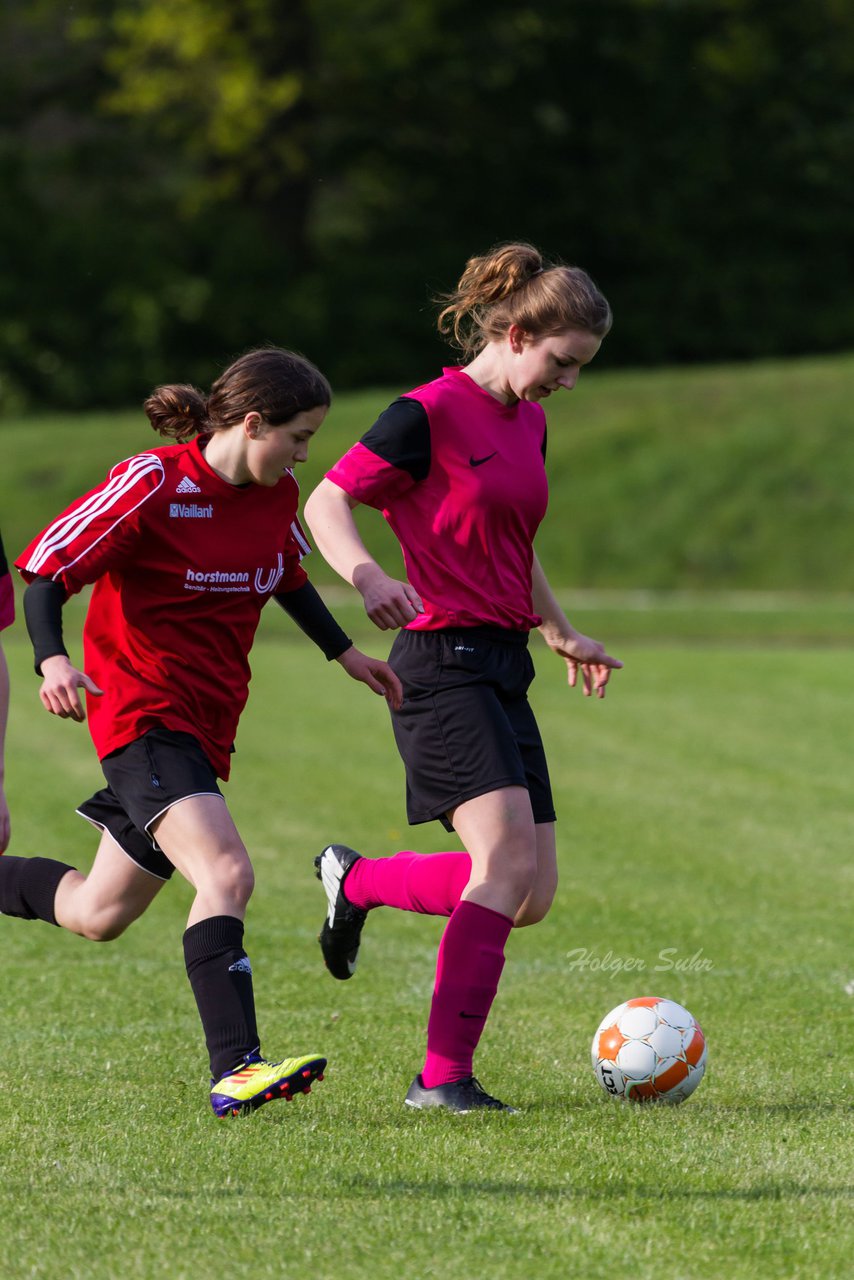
left=144, top=384, right=208, bottom=441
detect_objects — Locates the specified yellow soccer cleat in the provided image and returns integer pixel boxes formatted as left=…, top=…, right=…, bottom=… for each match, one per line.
left=210, top=1052, right=327, bottom=1117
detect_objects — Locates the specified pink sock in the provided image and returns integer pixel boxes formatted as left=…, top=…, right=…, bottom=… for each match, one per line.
left=420, top=899, right=513, bottom=1088
left=343, top=850, right=471, bottom=917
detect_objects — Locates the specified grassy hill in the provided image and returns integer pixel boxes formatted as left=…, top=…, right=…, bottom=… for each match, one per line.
left=2, top=351, right=853, bottom=595
left=1, top=364, right=851, bottom=1280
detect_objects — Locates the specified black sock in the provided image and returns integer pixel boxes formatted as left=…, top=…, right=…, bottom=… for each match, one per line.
left=0, top=856, right=76, bottom=925
left=183, top=915, right=260, bottom=1082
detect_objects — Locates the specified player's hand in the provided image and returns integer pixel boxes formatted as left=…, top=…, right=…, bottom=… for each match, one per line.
left=547, top=630, right=623, bottom=700
left=39, top=654, right=103, bottom=722
left=336, top=646, right=404, bottom=710
left=352, top=563, right=424, bottom=630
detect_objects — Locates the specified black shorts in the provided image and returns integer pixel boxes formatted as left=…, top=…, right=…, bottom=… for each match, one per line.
left=76, top=727, right=224, bottom=881
left=388, top=627, right=556, bottom=832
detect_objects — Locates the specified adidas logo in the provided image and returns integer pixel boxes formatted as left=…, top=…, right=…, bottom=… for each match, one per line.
left=176, top=475, right=202, bottom=494
left=228, top=957, right=253, bottom=975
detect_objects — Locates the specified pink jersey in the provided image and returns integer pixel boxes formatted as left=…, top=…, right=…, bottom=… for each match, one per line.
left=326, top=368, right=549, bottom=630
left=16, top=437, right=309, bottom=779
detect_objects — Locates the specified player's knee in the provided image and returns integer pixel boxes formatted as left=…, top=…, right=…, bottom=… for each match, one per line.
left=216, top=855, right=255, bottom=911
left=80, top=906, right=132, bottom=942
left=498, top=841, right=539, bottom=904
left=513, top=870, right=558, bottom=928
left=514, top=890, right=555, bottom=928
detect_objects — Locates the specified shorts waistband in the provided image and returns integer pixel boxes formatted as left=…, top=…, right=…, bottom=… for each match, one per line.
left=431, top=625, right=530, bottom=646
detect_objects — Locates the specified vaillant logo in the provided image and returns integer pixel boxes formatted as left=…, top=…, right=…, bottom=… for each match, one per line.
left=170, top=503, right=213, bottom=519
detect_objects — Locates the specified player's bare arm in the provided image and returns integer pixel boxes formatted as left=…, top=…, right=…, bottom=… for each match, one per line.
left=531, top=552, right=622, bottom=699
left=305, top=478, right=423, bottom=630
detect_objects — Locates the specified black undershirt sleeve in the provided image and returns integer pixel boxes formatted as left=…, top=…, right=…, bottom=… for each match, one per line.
left=23, top=576, right=69, bottom=674
left=359, top=397, right=431, bottom=481
left=273, top=581, right=353, bottom=661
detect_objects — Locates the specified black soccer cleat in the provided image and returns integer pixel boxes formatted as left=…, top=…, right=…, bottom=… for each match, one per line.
left=314, top=844, right=368, bottom=980
left=404, top=1074, right=518, bottom=1114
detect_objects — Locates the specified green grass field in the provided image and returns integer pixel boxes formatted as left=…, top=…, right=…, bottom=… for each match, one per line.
left=1, top=359, right=852, bottom=1278
left=1, top=599, right=851, bottom=1280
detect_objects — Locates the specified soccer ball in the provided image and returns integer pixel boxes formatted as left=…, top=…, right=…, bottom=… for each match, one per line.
left=591, top=996, right=707, bottom=1103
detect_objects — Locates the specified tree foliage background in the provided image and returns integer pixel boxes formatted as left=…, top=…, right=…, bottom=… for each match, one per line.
left=1, top=0, right=853, bottom=409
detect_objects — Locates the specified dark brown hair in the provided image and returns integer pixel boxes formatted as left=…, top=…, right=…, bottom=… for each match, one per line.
left=144, top=347, right=332, bottom=442
left=437, top=241, right=612, bottom=360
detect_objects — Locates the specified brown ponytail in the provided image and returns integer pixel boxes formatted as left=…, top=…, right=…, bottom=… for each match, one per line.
left=144, top=384, right=209, bottom=442
left=438, top=241, right=612, bottom=359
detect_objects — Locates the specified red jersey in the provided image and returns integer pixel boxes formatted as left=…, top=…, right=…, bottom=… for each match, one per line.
left=16, top=437, right=309, bottom=779
left=326, top=368, right=549, bottom=631
left=0, top=532, right=14, bottom=631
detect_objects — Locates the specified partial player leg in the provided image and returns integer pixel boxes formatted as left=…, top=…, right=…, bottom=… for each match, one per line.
left=314, top=844, right=472, bottom=980
left=405, top=787, right=534, bottom=1112
left=316, top=818, right=555, bottom=980
left=153, top=794, right=326, bottom=1115
left=0, top=829, right=164, bottom=938
left=0, top=855, right=77, bottom=926
left=453, top=785, right=538, bottom=919
left=342, top=848, right=471, bottom=916
left=513, top=821, right=558, bottom=927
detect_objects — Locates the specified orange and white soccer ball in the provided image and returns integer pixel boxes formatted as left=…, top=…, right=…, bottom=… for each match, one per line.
left=591, top=996, right=707, bottom=1103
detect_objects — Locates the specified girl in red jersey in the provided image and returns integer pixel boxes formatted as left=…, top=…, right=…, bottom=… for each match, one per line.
left=4, top=348, right=402, bottom=1117
left=305, top=244, right=622, bottom=1112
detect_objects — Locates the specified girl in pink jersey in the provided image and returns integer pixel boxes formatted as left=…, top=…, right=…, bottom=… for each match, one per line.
left=305, top=244, right=622, bottom=1112
left=3, top=347, right=402, bottom=1117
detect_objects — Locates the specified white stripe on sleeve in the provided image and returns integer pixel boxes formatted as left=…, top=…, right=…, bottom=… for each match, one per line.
left=23, top=454, right=164, bottom=577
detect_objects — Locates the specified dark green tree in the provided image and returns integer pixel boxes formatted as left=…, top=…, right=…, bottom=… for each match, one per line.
left=1, top=0, right=852, bottom=407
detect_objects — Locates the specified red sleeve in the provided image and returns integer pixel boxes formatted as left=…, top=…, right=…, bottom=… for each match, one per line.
left=0, top=573, right=14, bottom=631
left=326, top=442, right=416, bottom=509
left=289, top=513, right=311, bottom=560
left=15, top=452, right=165, bottom=594
left=278, top=515, right=310, bottom=592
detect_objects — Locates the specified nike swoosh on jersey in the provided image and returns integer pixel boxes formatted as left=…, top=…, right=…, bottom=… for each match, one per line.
left=469, top=451, right=498, bottom=467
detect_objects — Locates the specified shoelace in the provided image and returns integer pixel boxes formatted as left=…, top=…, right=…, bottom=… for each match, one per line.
left=464, top=1076, right=505, bottom=1108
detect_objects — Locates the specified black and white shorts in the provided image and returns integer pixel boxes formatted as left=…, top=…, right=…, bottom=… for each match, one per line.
left=77, top=727, right=224, bottom=880
left=388, top=627, right=556, bottom=832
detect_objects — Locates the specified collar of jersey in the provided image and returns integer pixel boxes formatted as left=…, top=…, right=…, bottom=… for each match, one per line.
left=442, top=367, right=527, bottom=417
